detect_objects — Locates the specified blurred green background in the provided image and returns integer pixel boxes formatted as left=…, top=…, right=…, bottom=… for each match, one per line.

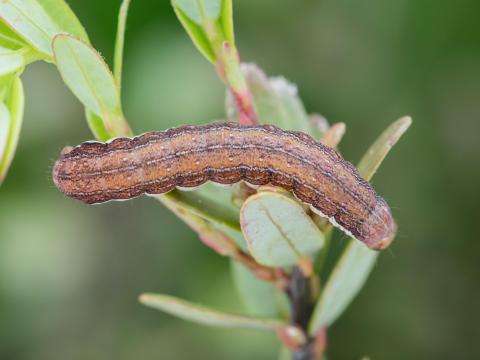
left=1, top=0, right=479, bottom=359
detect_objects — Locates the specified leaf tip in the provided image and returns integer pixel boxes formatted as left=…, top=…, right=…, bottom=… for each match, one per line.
left=138, top=293, right=154, bottom=305
left=398, top=115, right=413, bottom=130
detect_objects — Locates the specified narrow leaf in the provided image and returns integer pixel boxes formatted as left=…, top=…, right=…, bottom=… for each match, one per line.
left=157, top=189, right=247, bottom=251
left=85, top=110, right=111, bottom=142
left=174, top=0, right=221, bottom=24
left=139, top=293, right=285, bottom=331
left=269, top=75, right=312, bottom=131
left=52, top=34, right=131, bottom=139
left=160, top=183, right=241, bottom=233
left=220, top=0, right=234, bottom=44
left=320, top=122, right=346, bottom=149
left=0, top=104, right=9, bottom=163
left=240, top=191, right=324, bottom=267
left=0, top=77, right=24, bottom=184
left=308, top=116, right=412, bottom=334
left=357, top=116, right=412, bottom=179
left=278, top=346, right=291, bottom=360
left=0, top=0, right=89, bottom=59
left=0, top=20, right=27, bottom=50
left=308, top=113, right=330, bottom=140
left=0, top=47, right=23, bottom=79
left=231, top=260, right=286, bottom=317
left=172, top=0, right=234, bottom=64
left=172, top=2, right=216, bottom=63
left=0, top=21, right=41, bottom=65
left=308, top=241, right=377, bottom=331
left=160, top=195, right=239, bottom=256
left=228, top=63, right=314, bottom=133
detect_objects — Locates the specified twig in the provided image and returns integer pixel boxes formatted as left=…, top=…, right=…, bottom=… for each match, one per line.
left=286, top=267, right=318, bottom=360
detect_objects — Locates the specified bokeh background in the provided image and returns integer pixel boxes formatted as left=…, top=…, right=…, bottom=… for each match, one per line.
left=1, top=0, right=479, bottom=359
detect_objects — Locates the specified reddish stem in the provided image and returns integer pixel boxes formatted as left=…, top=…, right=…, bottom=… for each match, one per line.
left=231, top=88, right=257, bottom=126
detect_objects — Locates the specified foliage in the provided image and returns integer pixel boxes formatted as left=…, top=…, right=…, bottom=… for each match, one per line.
left=0, top=1, right=411, bottom=359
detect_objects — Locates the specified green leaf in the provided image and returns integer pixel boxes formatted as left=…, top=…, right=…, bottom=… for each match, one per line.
left=0, top=21, right=42, bottom=65
left=161, top=183, right=241, bottom=233
left=139, top=293, right=285, bottom=331
left=0, top=47, right=23, bottom=79
left=0, top=105, right=10, bottom=164
left=0, top=76, right=24, bottom=184
left=308, top=116, right=412, bottom=334
left=240, top=191, right=324, bottom=267
left=158, top=194, right=240, bottom=257
left=172, top=0, right=234, bottom=63
left=0, top=0, right=89, bottom=59
left=308, top=113, right=330, bottom=140
left=52, top=34, right=131, bottom=140
left=84, top=110, right=111, bottom=142
left=173, top=5, right=214, bottom=62
left=357, top=116, right=412, bottom=179
left=278, top=346, right=291, bottom=360
left=308, top=241, right=378, bottom=332
left=231, top=260, right=287, bottom=318
left=0, top=20, right=27, bottom=50
left=156, top=188, right=248, bottom=251
left=174, top=0, right=221, bottom=24
left=220, top=0, right=234, bottom=44
left=227, top=63, right=314, bottom=133
left=319, top=122, right=346, bottom=149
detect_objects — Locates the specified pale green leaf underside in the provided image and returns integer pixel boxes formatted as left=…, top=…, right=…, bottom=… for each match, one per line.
left=240, top=191, right=324, bottom=267
left=161, top=182, right=241, bottom=233
left=53, top=34, right=121, bottom=117
left=173, top=0, right=221, bottom=24
left=139, top=293, right=284, bottom=331
left=308, top=241, right=377, bottom=332
left=278, top=346, right=291, bottom=360
left=172, top=4, right=215, bottom=63
left=229, top=63, right=313, bottom=133
left=52, top=34, right=130, bottom=139
left=0, top=0, right=88, bottom=58
left=357, top=116, right=412, bottom=179
left=231, top=260, right=283, bottom=317
left=308, top=116, right=412, bottom=334
left=0, top=47, right=23, bottom=78
left=0, top=77, right=24, bottom=184
left=172, top=0, right=234, bottom=64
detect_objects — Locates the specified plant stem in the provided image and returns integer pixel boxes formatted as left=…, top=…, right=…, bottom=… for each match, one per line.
left=287, top=267, right=317, bottom=360
left=114, top=0, right=132, bottom=91
left=217, top=42, right=257, bottom=125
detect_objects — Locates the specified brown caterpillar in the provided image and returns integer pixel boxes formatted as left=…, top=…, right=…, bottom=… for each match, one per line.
left=53, top=122, right=396, bottom=250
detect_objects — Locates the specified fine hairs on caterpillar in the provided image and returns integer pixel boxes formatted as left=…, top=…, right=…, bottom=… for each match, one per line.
left=52, top=122, right=396, bottom=250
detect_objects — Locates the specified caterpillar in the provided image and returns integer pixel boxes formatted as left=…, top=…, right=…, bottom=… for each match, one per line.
left=52, top=122, right=396, bottom=250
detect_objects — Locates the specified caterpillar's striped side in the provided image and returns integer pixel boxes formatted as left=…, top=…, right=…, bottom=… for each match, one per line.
left=53, top=122, right=396, bottom=250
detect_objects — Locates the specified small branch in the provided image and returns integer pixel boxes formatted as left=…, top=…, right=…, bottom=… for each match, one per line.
left=286, top=267, right=319, bottom=360
left=287, top=267, right=315, bottom=329
left=114, top=0, right=132, bottom=90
